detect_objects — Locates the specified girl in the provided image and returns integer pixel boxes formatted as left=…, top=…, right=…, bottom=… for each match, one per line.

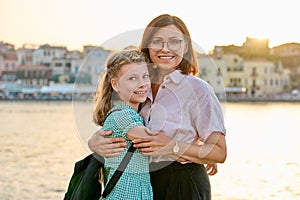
left=93, top=49, right=153, bottom=200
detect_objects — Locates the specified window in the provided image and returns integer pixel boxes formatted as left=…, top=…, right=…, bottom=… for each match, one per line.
left=252, top=67, right=256, bottom=75
left=252, top=79, right=256, bottom=87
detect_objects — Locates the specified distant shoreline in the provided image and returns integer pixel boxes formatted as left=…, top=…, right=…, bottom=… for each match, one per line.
left=223, top=97, right=300, bottom=103
left=1, top=98, right=300, bottom=103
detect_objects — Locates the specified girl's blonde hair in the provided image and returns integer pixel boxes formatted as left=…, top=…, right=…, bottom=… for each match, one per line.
left=93, top=49, right=149, bottom=126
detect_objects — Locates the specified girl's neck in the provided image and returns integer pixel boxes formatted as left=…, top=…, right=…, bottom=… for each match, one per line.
left=127, top=102, right=139, bottom=112
left=117, top=99, right=139, bottom=112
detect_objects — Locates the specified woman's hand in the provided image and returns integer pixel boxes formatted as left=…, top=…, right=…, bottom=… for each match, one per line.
left=132, top=130, right=173, bottom=156
left=205, top=163, right=218, bottom=176
left=88, top=129, right=127, bottom=157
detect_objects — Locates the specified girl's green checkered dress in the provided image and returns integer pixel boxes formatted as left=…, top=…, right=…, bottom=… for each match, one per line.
left=101, top=101, right=153, bottom=200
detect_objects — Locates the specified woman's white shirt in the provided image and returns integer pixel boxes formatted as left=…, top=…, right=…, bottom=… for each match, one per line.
left=140, top=70, right=226, bottom=162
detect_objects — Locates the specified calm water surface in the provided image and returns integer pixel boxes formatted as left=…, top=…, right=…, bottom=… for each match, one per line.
left=0, top=101, right=299, bottom=200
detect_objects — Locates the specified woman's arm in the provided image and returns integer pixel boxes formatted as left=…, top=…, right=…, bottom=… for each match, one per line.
left=88, top=125, right=151, bottom=157
left=132, top=131, right=226, bottom=164
left=88, top=129, right=127, bottom=157
left=177, top=132, right=227, bottom=164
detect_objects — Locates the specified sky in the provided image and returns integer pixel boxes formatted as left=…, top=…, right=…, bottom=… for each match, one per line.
left=1, top=0, right=300, bottom=53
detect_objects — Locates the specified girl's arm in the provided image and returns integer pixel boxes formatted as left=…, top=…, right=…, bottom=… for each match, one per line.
left=126, top=126, right=151, bottom=140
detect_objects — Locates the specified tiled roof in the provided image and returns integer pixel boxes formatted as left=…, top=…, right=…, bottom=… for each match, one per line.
left=17, top=65, right=52, bottom=70
left=3, top=52, right=18, bottom=60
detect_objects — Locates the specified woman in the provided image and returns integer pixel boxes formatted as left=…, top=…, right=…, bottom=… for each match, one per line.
left=89, top=14, right=227, bottom=200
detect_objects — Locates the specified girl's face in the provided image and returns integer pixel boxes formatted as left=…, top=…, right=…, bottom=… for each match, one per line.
left=148, top=25, right=187, bottom=74
left=111, top=62, right=150, bottom=110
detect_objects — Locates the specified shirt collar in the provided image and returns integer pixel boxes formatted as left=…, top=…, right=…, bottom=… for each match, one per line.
left=111, top=100, right=128, bottom=111
left=147, top=70, right=185, bottom=101
left=167, top=70, right=185, bottom=84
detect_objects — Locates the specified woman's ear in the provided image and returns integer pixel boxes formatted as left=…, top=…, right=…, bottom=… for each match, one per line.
left=111, top=78, right=119, bottom=93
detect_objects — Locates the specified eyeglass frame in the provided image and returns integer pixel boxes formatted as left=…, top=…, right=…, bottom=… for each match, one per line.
left=148, top=38, right=185, bottom=52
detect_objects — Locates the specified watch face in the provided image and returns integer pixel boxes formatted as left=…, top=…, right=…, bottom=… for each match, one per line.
left=173, top=142, right=179, bottom=154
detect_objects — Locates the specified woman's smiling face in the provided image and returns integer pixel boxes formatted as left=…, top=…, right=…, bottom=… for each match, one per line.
left=148, top=25, right=187, bottom=73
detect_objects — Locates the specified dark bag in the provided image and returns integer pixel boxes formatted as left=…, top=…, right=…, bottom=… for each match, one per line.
left=64, top=144, right=136, bottom=200
left=63, top=153, right=105, bottom=200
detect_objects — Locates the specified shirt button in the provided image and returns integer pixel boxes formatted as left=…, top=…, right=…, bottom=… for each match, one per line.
left=161, top=85, right=166, bottom=89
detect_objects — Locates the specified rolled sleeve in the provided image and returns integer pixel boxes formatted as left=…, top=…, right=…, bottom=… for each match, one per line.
left=106, top=109, right=144, bottom=138
left=192, top=84, right=226, bottom=141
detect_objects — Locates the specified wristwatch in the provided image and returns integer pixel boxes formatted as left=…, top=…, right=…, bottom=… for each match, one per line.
left=172, top=140, right=180, bottom=155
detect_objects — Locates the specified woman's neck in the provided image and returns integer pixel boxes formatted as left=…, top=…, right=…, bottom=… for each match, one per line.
left=157, top=68, right=175, bottom=83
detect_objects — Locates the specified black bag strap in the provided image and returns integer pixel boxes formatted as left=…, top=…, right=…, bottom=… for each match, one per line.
left=101, top=143, right=136, bottom=198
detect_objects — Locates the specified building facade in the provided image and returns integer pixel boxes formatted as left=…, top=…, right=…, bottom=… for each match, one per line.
left=16, top=65, right=52, bottom=87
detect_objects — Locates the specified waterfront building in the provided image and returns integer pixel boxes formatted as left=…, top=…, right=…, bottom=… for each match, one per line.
left=17, top=47, right=35, bottom=66
left=212, top=37, right=293, bottom=99
left=16, top=65, right=52, bottom=87
left=79, top=45, right=111, bottom=86
left=271, top=42, right=300, bottom=88
left=222, top=54, right=247, bottom=97
left=243, top=58, right=290, bottom=97
left=66, top=50, right=83, bottom=74
left=50, top=57, right=72, bottom=76
left=215, top=53, right=291, bottom=99
left=0, top=51, right=18, bottom=84
left=33, top=44, right=67, bottom=67
left=197, top=54, right=227, bottom=99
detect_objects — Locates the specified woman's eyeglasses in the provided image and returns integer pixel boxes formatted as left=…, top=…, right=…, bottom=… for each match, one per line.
left=148, top=38, right=184, bottom=52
